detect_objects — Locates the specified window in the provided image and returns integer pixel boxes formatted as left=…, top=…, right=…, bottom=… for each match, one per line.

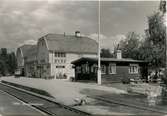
left=101, top=65, right=106, bottom=74
left=91, top=64, right=97, bottom=73
left=55, top=52, right=66, bottom=57
left=129, top=64, right=139, bottom=74
left=58, top=52, right=60, bottom=57
left=56, top=66, right=65, bottom=68
left=54, top=52, right=57, bottom=57
left=85, top=64, right=89, bottom=73
left=109, top=63, right=116, bottom=74
left=91, top=66, right=94, bottom=73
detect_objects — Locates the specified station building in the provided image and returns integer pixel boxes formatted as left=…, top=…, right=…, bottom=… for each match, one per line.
left=16, top=31, right=98, bottom=79
left=16, top=45, right=37, bottom=77
left=72, top=51, right=148, bottom=84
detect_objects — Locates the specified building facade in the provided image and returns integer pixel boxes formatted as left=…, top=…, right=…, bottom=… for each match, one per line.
left=16, top=32, right=98, bottom=80
left=16, top=45, right=37, bottom=76
left=72, top=52, right=148, bottom=84
left=36, top=32, right=98, bottom=79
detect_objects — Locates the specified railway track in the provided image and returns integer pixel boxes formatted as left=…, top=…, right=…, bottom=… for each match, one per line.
left=0, top=83, right=90, bottom=116
left=1, top=82, right=167, bottom=115
left=87, top=94, right=167, bottom=115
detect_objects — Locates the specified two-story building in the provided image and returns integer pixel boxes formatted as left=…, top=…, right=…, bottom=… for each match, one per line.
left=16, top=31, right=98, bottom=80
left=36, top=31, right=98, bottom=79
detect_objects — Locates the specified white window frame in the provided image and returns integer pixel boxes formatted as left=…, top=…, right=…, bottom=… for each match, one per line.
left=91, top=64, right=97, bottom=73
left=109, top=63, right=116, bottom=74
left=85, top=64, right=89, bottom=73
left=101, top=65, right=106, bottom=74
left=129, top=64, right=139, bottom=74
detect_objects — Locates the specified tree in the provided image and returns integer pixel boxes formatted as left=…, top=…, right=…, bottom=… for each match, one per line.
left=118, top=32, right=141, bottom=60
left=8, top=52, right=17, bottom=74
left=0, top=48, right=17, bottom=75
left=147, top=12, right=166, bottom=45
left=1, top=48, right=7, bottom=57
left=0, top=60, right=7, bottom=76
left=101, top=48, right=114, bottom=58
left=0, top=48, right=8, bottom=75
left=143, top=0, right=166, bottom=69
left=159, top=0, right=166, bottom=14
left=139, top=38, right=165, bottom=69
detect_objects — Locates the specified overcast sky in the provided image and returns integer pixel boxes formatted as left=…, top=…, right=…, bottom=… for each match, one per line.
left=0, top=0, right=159, bottom=51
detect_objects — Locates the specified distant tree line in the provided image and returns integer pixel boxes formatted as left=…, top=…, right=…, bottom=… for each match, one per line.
left=0, top=48, right=17, bottom=76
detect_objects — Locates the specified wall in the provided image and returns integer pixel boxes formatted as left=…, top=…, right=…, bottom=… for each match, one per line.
left=36, top=38, right=50, bottom=78
left=73, top=61, right=145, bottom=84
left=37, top=38, right=49, bottom=64
left=102, top=63, right=143, bottom=84
left=16, top=48, right=24, bottom=68
left=49, top=52, right=97, bottom=80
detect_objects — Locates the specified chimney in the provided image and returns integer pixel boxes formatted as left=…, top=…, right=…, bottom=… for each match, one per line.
left=116, top=50, right=122, bottom=59
left=75, top=31, right=81, bottom=37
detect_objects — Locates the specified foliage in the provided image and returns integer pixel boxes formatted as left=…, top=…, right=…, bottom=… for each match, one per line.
left=159, top=0, right=166, bottom=14
left=143, top=0, right=166, bottom=69
left=101, top=48, right=114, bottom=58
left=117, top=1, right=166, bottom=70
left=118, top=32, right=141, bottom=60
left=0, top=48, right=17, bottom=75
left=147, top=12, right=166, bottom=45
left=139, top=38, right=165, bottom=69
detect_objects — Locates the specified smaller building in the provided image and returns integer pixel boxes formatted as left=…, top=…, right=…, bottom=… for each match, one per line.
left=72, top=52, right=148, bottom=84
left=16, top=45, right=37, bottom=76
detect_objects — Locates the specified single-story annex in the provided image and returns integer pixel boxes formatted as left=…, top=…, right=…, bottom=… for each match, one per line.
left=72, top=52, right=148, bottom=84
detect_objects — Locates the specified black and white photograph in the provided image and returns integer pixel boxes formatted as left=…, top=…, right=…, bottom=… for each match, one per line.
left=0, top=0, right=166, bottom=115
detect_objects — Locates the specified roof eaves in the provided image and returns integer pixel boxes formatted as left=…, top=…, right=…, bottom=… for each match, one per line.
left=72, top=57, right=147, bottom=64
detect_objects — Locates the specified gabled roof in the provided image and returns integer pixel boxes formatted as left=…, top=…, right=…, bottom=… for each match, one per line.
left=71, top=57, right=147, bottom=64
left=18, top=45, right=37, bottom=58
left=25, top=45, right=37, bottom=58
left=43, top=34, right=98, bottom=54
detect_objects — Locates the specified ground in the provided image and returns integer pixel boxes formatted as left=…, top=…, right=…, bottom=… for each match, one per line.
left=0, top=76, right=126, bottom=105
left=0, top=90, right=44, bottom=116
left=0, top=76, right=165, bottom=115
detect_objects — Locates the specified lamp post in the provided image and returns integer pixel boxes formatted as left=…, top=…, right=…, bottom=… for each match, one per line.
left=97, top=0, right=101, bottom=85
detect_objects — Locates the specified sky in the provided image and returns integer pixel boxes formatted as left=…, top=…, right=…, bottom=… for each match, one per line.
left=0, top=0, right=160, bottom=51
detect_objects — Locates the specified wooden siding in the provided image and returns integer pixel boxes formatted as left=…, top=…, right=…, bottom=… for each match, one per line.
left=74, top=61, right=147, bottom=84
left=101, top=65, right=142, bottom=84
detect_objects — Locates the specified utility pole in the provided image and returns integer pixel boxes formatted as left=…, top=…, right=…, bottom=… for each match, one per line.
left=97, top=0, right=101, bottom=85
